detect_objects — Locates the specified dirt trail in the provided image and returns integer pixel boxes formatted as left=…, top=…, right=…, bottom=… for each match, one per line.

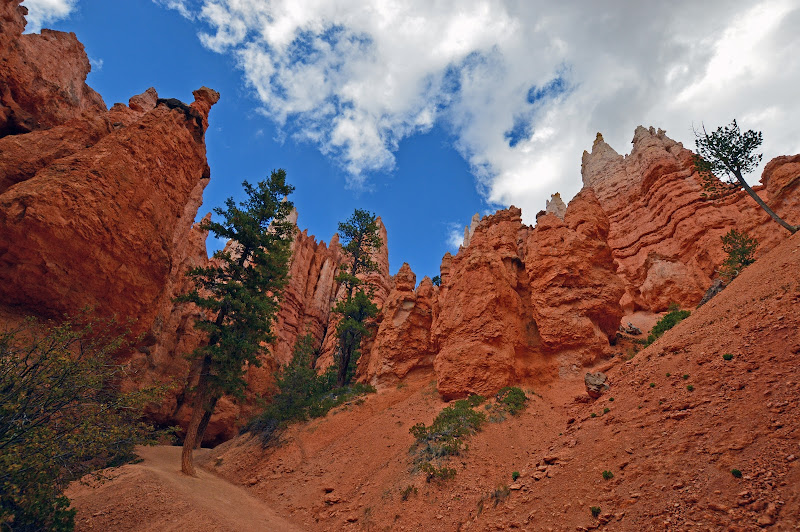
left=66, top=445, right=302, bottom=532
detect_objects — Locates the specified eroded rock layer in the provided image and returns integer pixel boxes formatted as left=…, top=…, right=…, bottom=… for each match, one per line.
left=582, top=126, right=800, bottom=311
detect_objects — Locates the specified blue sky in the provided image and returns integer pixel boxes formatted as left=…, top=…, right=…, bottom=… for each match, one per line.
left=25, top=0, right=800, bottom=281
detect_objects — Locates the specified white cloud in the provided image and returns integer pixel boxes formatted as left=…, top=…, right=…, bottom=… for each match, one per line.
left=445, top=222, right=464, bottom=252
left=162, top=0, right=800, bottom=223
left=21, top=0, right=76, bottom=32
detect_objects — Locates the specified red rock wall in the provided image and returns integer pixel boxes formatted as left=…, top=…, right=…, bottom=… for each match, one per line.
left=581, top=126, right=800, bottom=312
left=426, top=202, right=623, bottom=400
left=0, top=1, right=105, bottom=136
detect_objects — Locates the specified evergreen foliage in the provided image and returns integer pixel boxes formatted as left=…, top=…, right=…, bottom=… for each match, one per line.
left=694, top=120, right=797, bottom=233
left=247, top=333, right=375, bottom=447
left=178, top=169, right=295, bottom=475
left=719, top=229, right=758, bottom=282
left=332, top=209, right=383, bottom=387
left=0, top=318, right=160, bottom=531
left=644, top=304, right=691, bottom=346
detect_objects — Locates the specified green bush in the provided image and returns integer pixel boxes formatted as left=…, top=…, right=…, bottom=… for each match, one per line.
left=719, top=229, right=758, bottom=282
left=511, top=471, right=520, bottom=481
left=0, top=317, right=162, bottom=531
left=247, top=333, right=375, bottom=446
left=731, top=468, right=742, bottom=478
left=496, top=387, right=527, bottom=415
left=410, top=396, right=486, bottom=462
left=590, top=506, right=601, bottom=518
left=645, top=304, right=691, bottom=346
left=420, top=463, right=456, bottom=483
left=723, top=353, right=734, bottom=361
left=602, top=470, right=614, bottom=480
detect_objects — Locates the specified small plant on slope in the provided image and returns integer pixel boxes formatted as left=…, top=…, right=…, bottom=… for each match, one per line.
left=719, top=229, right=758, bottom=283
left=645, top=304, right=691, bottom=346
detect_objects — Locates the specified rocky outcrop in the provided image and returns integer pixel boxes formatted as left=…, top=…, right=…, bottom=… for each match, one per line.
left=360, top=264, right=435, bottom=385
left=430, top=201, right=623, bottom=400
left=0, top=88, right=219, bottom=340
left=524, top=190, right=625, bottom=366
left=582, top=126, right=800, bottom=312
left=0, top=1, right=105, bottom=136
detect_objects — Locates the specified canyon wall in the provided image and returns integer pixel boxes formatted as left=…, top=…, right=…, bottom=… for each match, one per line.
left=582, top=126, right=800, bottom=311
left=4, top=0, right=800, bottom=440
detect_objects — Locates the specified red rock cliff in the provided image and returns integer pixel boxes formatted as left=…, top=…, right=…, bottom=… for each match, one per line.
left=581, top=126, right=800, bottom=311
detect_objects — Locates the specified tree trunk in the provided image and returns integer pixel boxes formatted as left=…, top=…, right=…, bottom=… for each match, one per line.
left=181, top=357, right=212, bottom=476
left=736, top=173, right=798, bottom=233
left=194, top=394, right=219, bottom=449
left=181, top=387, right=205, bottom=476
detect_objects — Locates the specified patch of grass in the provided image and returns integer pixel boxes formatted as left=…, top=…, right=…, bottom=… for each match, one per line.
left=511, top=471, right=520, bottom=481
left=687, top=385, right=694, bottom=392
left=723, top=353, right=734, bottom=361
left=731, top=468, right=742, bottom=478
left=590, top=412, right=597, bottom=418
left=602, top=470, right=614, bottom=480
left=591, top=506, right=601, bottom=518
left=666, top=372, right=671, bottom=377
left=603, top=407, right=610, bottom=414
left=682, top=374, right=689, bottom=380
left=645, top=304, right=691, bottom=346
left=650, top=382, right=656, bottom=388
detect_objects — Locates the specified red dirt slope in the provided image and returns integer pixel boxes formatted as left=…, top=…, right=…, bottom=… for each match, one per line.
left=69, top=230, right=800, bottom=530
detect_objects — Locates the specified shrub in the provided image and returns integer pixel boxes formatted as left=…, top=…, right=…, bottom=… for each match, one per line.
left=602, top=470, right=614, bottom=480
left=247, top=333, right=375, bottom=446
left=590, top=412, right=597, bottom=418
left=511, top=471, right=520, bottom=481
left=650, top=382, right=656, bottom=388
left=731, top=468, right=742, bottom=478
left=644, top=304, right=691, bottom=346
left=687, top=385, right=695, bottom=391
left=682, top=374, right=689, bottom=380
left=400, top=485, right=417, bottom=501
left=719, top=229, right=758, bottom=282
left=496, top=387, right=527, bottom=415
left=723, top=353, right=734, bottom=361
left=603, top=407, right=610, bottom=414
left=410, top=396, right=486, bottom=463
left=591, top=506, right=601, bottom=518
left=0, top=317, right=162, bottom=531
left=420, top=463, right=456, bottom=483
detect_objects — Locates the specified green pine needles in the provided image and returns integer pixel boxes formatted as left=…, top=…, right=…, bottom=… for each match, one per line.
left=694, top=120, right=797, bottom=233
left=179, top=169, right=296, bottom=476
left=333, top=209, right=383, bottom=387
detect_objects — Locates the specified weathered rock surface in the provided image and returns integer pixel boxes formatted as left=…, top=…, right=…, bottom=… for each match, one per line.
left=584, top=371, right=609, bottom=398
left=525, top=189, right=625, bottom=366
left=431, top=201, right=623, bottom=400
left=582, top=126, right=800, bottom=312
left=0, top=1, right=105, bottom=136
left=0, top=88, right=218, bottom=339
left=360, top=264, right=435, bottom=385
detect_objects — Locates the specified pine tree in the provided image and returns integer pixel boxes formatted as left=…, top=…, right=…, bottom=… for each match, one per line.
left=333, top=209, right=382, bottom=387
left=178, top=169, right=295, bottom=476
left=694, top=120, right=798, bottom=233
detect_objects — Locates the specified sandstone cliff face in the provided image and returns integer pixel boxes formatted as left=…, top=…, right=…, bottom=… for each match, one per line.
left=0, top=1, right=105, bottom=136
left=582, top=126, right=800, bottom=312
left=360, top=264, right=435, bottom=385
left=429, top=201, right=623, bottom=400
left=0, top=88, right=218, bottom=339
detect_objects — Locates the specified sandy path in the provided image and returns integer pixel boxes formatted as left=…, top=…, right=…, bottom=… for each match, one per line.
left=66, top=445, right=302, bottom=531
